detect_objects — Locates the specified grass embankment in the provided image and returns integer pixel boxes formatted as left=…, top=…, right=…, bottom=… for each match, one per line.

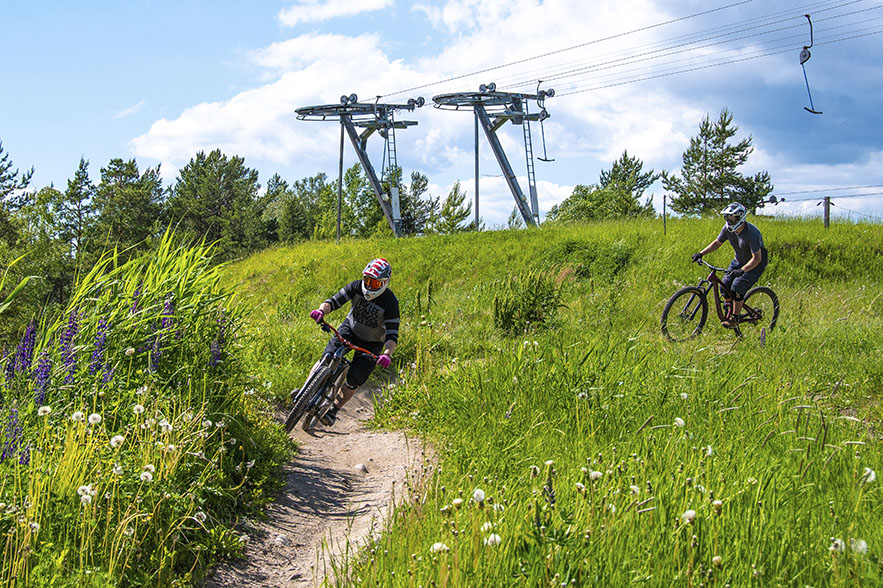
left=0, top=234, right=289, bottom=587
left=230, top=216, right=883, bottom=586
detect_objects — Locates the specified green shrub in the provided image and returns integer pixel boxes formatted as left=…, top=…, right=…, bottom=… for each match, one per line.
left=492, top=270, right=564, bottom=334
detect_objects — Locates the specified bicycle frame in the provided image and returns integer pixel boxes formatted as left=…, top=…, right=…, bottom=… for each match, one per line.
left=694, top=259, right=765, bottom=325
left=307, top=320, right=379, bottom=414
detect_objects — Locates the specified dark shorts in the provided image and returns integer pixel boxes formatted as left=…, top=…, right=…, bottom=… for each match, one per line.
left=323, top=323, right=382, bottom=388
left=721, top=254, right=767, bottom=299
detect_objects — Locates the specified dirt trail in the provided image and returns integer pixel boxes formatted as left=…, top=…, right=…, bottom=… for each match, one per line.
left=203, top=387, right=427, bottom=588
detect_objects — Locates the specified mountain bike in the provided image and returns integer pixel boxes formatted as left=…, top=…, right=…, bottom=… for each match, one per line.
left=661, top=258, right=779, bottom=342
left=284, top=320, right=378, bottom=433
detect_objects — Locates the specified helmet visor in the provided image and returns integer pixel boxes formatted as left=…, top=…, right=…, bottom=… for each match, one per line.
left=363, top=276, right=385, bottom=291
left=724, top=213, right=741, bottom=225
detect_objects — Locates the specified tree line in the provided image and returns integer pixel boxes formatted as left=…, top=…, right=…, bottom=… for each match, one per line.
left=1, top=107, right=769, bottom=339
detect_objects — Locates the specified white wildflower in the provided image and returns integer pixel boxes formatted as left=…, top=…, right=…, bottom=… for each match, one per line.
left=483, top=534, right=502, bottom=546
left=71, top=411, right=85, bottom=422
left=712, top=555, right=722, bottom=568
left=472, top=488, right=486, bottom=505
left=430, top=542, right=449, bottom=553
left=589, top=471, right=603, bottom=481
left=142, top=464, right=155, bottom=473
left=110, top=435, right=125, bottom=449
left=113, top=463, right=124, bottom=476
left=124, top=527, right=135, bottom=537
left=159, top=419, right=173, bottom=433
left=851, top=538, right=868, bottom=554
left=29, top=522, right=40, bottom=532
left=861, top=467, right=876, bottom=484
left=140, top=471, right=153, bottom=483
left=193, top=511, right=207, bottom=523
left=451, top=498, right=464, bottom=509
left=88, top=413, right=102, bottom=425
left=80, top=494, right=92, bottom=505
left=125, top=347, right=135, bottom=357
left=630, top=485, right=640, bottom=495
left=133, top=404, right=144, bottom=415
left=680, top=393, right=688, bottom=400
left=575, top=482, right=586, bottom=494
left=705, top=446, right=713, bottom=457
left=481, top=522, right=494, bottom=533
left=830, top=537, right=845, bottom=553
left=681, top=509, right=696, bottom=525
left=77, top=485, right=92, bottom=497
left=37, top=406, right=51, bottom=417
left=674, top=417, right=685, bottom=428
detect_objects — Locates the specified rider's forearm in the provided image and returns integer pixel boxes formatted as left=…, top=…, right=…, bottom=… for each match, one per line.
left=318, top=302, right=332, bottom=315
left=382, top=341, right=397, bottom=356
left=701, top=240, right=722, bottom=255
left=742, top=250, right=762, bottom=272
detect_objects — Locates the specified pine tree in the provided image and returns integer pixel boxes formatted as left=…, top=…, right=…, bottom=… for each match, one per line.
left=428, top=181, right=471, bottom=234
left=662, top=108, right=772, bottom=215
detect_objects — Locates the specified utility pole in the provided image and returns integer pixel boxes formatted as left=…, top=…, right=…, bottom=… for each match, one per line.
left=824, top=196, right=830, bottom=229
left=474, top=111, right=480, bottom=231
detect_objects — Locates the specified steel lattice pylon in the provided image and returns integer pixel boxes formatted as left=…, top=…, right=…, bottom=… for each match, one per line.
left=433, top=83, right=554, bottom=227
left=296, top=94, right=425, bottom=237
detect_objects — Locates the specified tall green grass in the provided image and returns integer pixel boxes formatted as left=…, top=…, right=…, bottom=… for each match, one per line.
left=0, top=233, right=288, bottom=587
left=228, top=216, right=883, bottom=586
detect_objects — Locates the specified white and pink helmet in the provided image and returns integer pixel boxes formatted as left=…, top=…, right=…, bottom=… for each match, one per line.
left=362, top=258, right=391, bottom=300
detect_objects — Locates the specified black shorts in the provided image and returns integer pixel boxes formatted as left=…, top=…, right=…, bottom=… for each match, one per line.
left=323, top=323, right=382, bottom=388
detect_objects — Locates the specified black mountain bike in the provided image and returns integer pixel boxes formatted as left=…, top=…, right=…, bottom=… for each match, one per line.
left=661, top=258, right=779, bottom=342
left=284, top=320, right=378, bottom=433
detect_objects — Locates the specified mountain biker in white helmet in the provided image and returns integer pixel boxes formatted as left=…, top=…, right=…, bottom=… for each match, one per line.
left=691, top=202, right=768, bottom=328
left=307, top=258, right=399, bottom=426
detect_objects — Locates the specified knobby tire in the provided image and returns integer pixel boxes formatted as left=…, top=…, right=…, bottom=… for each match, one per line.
left=661, top=286, right=708, bottom=342
left=285, top=364, right=334, bottom=433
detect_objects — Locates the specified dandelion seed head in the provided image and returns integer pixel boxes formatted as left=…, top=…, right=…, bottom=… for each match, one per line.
left=113, top=464, right=123, bottom=476
left=674, top=417, right=685, bottom=428
left=712, top=555, right=722, bottom=568
left=133, top=404, right=144, bottom=415
left=110, top=435, right=125, bottom=449
left=71, top=411, right=85, bottom=422
left=575, top=482, right=586, bottom=494
left=124, top=527, right=134, bottom=537
left=143, top=464, right=155, bottom=473
left=830, top=537, right=845, bottom=553
left=80, top=494, right=92, bottom=505
left=630, top=485, right=640, bottom=495
left=680, top=509, right=696, bottom=525
left=29, top=522, right=40, bottom=532
left=451, top=498, right=464, bottom=509
left=140, top=471, right=153, bottom=482
left=125, top=347, right=135, bottom=357
left=589, top=471, right=602, bottom=481
left=88, top=413, right=101, bottom=425
left=472, top=488, right=486, bottom=505
left=481, top=522, right=494, bottom=533
left=862, top=467, right=876, bottom=483
left=680, top=393, right=688, bottom=400
left=37, top=406, right=51, bottom=417
left=194, top=511, right=207, bottom=523
left=77, top=485, right=92, bottom=496
left=430, top=542, right=449, bottom=553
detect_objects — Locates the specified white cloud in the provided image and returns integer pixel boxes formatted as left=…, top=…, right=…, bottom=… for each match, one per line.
left=278, top=0, right=393, bottom=27
left=113, top=100, right=145, bottom=120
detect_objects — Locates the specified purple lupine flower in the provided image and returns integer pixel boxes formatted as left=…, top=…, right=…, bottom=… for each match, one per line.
left=1, top=408, right=23, bottom=465
left=90, top=316, right=108, bottom=375
left=16, top=322, right=36, bottom=374
left=59, top=309, right=80, bottom=384
left=3, top=348, right=14, bottom=387
left=161, top=295, right=175, bottom=330
left=131, top=282, right=143, bottom=315
left=32, top=352, right=52, bottom=406
left=209, top=310, right=227, bottom=368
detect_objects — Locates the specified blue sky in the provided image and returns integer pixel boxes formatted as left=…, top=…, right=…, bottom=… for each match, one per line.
left=3, top=0, right=883, bottom=228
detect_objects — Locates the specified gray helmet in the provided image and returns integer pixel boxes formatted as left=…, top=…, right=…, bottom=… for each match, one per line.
left=721, top=202, right=747, bottom=232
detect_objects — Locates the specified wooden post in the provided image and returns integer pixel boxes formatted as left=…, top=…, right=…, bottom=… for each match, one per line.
left=663, top=194, right=667, bottom=235
left=824, top=196, right=830, bottom=229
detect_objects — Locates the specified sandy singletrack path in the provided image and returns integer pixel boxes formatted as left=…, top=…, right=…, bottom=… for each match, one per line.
left=203, top=387, right=428, bottom=587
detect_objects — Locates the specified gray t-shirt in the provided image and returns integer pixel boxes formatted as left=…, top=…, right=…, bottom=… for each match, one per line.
left=717, top=222, right=765, bottom=266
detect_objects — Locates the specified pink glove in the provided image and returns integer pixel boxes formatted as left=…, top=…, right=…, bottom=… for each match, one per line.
left=309, top=309, right=324, bottom=323
left=376, top=354, right=391, bottom=368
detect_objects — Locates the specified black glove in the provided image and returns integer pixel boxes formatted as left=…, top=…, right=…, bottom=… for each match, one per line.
left=691, top=252, right=703, bottom=263
left=728, top=268, right=745, bottom=277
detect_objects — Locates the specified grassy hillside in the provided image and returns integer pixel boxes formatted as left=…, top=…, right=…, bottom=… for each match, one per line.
left=228, top=217, right=883, bottom=586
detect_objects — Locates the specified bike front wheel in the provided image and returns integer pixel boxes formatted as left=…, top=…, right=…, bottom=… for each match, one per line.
left=738, top=286, right=779, bottom=334
left=285, top=363, right=334, bottom=433
left=661, top=286, right=708, bottom=342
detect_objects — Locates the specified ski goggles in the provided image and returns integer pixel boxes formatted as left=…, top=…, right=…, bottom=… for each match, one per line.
left=724, top=214, right=741, bottom=224
left=363, top=276, right=385, bottom=291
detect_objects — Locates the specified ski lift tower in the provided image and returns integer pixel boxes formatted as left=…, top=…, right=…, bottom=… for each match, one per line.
left=296, top=94, right=426, bottom=237
left=433, top=82, right=554, bottom=227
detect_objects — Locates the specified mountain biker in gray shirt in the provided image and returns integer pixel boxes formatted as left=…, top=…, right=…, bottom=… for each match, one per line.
left=307, top=258, right=399, bottom=426
left=691, top=202, right=768, bottom=328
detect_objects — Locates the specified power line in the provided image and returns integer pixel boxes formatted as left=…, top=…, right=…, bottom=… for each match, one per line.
left=378, top=0, right=759, bottom=99
left=776, top=184, right=883, bottom=195
left=777, top=191, right=883, bottom=202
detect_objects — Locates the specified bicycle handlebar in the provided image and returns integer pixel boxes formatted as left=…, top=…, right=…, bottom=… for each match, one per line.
left=695, top=258, right=730, bottom=273
left=317, top=319, right=379, bottom=360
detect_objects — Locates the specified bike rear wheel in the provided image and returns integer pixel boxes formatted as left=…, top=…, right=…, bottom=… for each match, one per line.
left=285, top=363, right=334, bottom=433
left=737, top=286, right=779, bottom=335
left=661, top=286, right=708, bottom=342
